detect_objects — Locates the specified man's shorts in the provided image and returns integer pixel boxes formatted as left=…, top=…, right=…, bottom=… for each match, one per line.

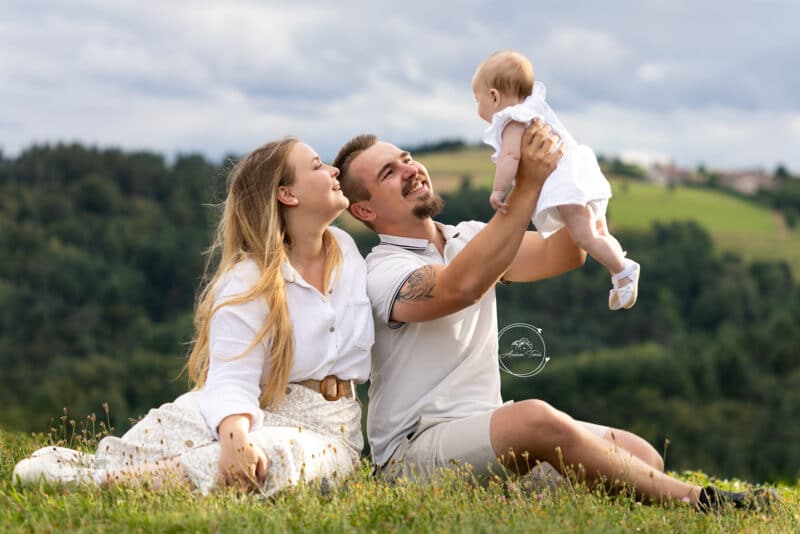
left=378, top=408, right=609, bottom=482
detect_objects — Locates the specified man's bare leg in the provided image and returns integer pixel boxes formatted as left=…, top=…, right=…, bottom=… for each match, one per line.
left=600, top=427, right=664, bottom=472
left=490, top=400, right=699, bottom=504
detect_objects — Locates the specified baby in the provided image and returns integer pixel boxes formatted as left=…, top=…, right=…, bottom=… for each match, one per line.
left=473, top=50, right=639, bottom=310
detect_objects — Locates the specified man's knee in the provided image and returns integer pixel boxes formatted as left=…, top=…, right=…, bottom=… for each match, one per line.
left=603, top=428, right=665, bottom=472
left=650, top=453, right=665, bottom=472
left=517, top=400, right=581, bottom=447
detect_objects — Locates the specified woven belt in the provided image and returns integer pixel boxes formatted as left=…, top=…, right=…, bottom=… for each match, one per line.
left=294, top=375, right=355, bottom=401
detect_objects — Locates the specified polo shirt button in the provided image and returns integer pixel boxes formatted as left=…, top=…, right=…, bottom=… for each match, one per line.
left=329, top=326, right=335, bottom=332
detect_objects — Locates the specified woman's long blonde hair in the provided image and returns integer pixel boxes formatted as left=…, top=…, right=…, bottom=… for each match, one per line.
left=187, top=137, right=342, bottom=408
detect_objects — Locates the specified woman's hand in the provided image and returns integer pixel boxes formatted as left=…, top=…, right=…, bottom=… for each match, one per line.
left=217, top=414, right=268, bottom=491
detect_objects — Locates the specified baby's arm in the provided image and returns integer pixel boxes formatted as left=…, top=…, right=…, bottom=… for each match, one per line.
left=491, top=121, right=526, bottom=213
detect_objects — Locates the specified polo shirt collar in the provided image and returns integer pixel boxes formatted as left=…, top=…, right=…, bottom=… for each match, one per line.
left=281, top=261, right=298, bottom=283
left=281, top=257, right=340, bottom=290
left=378, top=222, right=460, bottom=250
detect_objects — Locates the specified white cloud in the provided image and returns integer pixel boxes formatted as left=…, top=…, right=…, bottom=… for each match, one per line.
left=1, top=0, right=799, bottom=172
left=542, top=27, right=630, bottom=71
left=560, top=105, right=800, bottom=170
left=789, top=114, right=800, bottom=135
left=619, top=149, right=671, bottom=167
left=636, top=63, right=667, bottom=83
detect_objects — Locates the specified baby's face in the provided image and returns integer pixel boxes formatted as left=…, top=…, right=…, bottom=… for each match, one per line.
left=471, top=77, right=496, bottom=123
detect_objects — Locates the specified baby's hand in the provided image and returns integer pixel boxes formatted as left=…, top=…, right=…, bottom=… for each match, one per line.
left=490, top=190, right=508, bottom=214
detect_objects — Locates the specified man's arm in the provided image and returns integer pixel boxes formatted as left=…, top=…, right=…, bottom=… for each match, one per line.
left=390, top=120, right=563, bottom=324
left=502, top=228, right=586, bottom=283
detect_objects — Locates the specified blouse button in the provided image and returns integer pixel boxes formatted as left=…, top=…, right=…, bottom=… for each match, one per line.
left=329, top=326, right=335, bottom=332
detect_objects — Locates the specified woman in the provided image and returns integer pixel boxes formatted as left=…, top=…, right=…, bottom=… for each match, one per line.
left=13, top=137, right=374, bottom=495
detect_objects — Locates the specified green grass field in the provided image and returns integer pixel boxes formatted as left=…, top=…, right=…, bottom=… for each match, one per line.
left=416, top=147, right=498, bottom=191
left=407, top=147, right=800, bottom=273
left=1, top=429, right=798, bottom=533
left=606, top=180, right=800, bottom=272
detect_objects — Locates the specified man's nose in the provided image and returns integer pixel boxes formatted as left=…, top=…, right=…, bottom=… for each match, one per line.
left=400, top=162, right=417, bottom=178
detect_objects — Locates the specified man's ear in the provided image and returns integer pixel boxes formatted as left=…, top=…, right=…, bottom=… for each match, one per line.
left=489, top=88, right=500, bottom=104
left=349, top=200, right=375, bottom=224
left=277, top=185, right=299, bottom=206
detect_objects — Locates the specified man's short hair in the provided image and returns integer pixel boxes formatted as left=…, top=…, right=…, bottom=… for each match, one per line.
left=334, top=134, right=377, bottom=228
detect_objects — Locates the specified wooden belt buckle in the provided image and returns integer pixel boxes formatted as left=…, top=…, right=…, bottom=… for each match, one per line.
left=320, top=375, right=342, bottom=401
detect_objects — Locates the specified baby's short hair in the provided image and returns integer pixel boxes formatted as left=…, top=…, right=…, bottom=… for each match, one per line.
left=475, top=50, right=534, bottom=100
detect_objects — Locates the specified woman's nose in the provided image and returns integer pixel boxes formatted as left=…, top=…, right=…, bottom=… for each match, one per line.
left=329, top=165, right=340, bottom=178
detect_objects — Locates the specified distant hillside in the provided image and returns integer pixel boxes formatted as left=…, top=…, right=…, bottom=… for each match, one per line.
left=608, top=180, right=800, bottom=274
left=405, top=147, right=800, bottom=273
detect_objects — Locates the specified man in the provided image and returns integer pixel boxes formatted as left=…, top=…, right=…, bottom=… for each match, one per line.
left=334, top=121, right=773, bottom=509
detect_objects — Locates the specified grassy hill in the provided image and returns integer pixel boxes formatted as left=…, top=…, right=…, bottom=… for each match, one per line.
left=1, top=429, right=797, bottom=532
left=404, top=147, right=800, bottom=273
left=607, top=180, right=800, bottom=273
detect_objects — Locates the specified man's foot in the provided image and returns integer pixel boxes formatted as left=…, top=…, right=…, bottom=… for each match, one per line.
left=609, top=259, right=640, bottom=310
left=12, top=446, right=97, bottom=486
left=697, top=485, right=779, bottom=512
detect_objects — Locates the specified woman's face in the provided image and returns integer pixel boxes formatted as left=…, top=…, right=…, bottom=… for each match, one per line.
left=284, top=142, right=349, bottom=218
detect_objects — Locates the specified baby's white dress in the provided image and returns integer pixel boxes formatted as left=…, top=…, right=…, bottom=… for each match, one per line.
left=482, top=81, right=612, bottom=238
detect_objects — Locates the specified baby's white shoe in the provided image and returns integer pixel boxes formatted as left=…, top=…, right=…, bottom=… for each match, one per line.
left=609, top=259, right=640, bottom=310
left=12, top=446, right=97, bottom=486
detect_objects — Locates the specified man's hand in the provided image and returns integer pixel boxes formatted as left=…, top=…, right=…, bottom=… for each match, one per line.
left=516, top=118, right=564, bottom=190
left=217, top=414, right=268, bottom=491
left=387, top=119, right=566, bottom=325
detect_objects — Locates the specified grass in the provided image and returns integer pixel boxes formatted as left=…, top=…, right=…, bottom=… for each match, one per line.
left=415, top=147, right=497, bottom=192
left=606, top=181, right=778, bottom=234
left=606, top=180, right=800, bottom=272
left=1, top=428, right=798, bottom=532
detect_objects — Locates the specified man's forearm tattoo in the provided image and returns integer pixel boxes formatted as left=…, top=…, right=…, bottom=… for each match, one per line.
left=398, top=265, right=436, bottom=301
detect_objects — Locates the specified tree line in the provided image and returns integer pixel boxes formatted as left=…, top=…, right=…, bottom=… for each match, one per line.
left=0, top=143, right=797, bottom=482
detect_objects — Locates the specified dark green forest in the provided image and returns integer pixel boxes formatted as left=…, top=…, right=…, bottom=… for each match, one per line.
left=1, top=144, right=798, bottom=483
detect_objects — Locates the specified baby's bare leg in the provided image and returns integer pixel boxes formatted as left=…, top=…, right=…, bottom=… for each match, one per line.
left=559, top=204, right=625, bottom=274
left=595, top=215, right=625, bottom=258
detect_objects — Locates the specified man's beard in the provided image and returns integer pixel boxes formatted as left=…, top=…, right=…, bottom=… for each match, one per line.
left=412, top=192, right=445, bottom=219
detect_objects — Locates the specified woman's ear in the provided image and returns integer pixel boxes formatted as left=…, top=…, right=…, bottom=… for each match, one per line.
left=277, top=185, right=299, bottom=207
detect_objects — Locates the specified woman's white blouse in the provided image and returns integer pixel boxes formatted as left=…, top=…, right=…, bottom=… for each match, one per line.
left=196, top=226, right=374, bottom=437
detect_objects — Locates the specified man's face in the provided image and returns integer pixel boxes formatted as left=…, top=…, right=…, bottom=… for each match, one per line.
left=348, top=141, right=443, bottom=229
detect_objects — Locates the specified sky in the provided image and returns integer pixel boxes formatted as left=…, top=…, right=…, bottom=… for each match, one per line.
left=2, top=0, right=799, bottom=171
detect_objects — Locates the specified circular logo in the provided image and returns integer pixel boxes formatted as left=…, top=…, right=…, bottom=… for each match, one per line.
left=498, top=322, right=549, bottom=378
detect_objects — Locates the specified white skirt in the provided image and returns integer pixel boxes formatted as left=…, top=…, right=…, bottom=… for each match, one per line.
left=94, top=385, right=362, bottom=495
